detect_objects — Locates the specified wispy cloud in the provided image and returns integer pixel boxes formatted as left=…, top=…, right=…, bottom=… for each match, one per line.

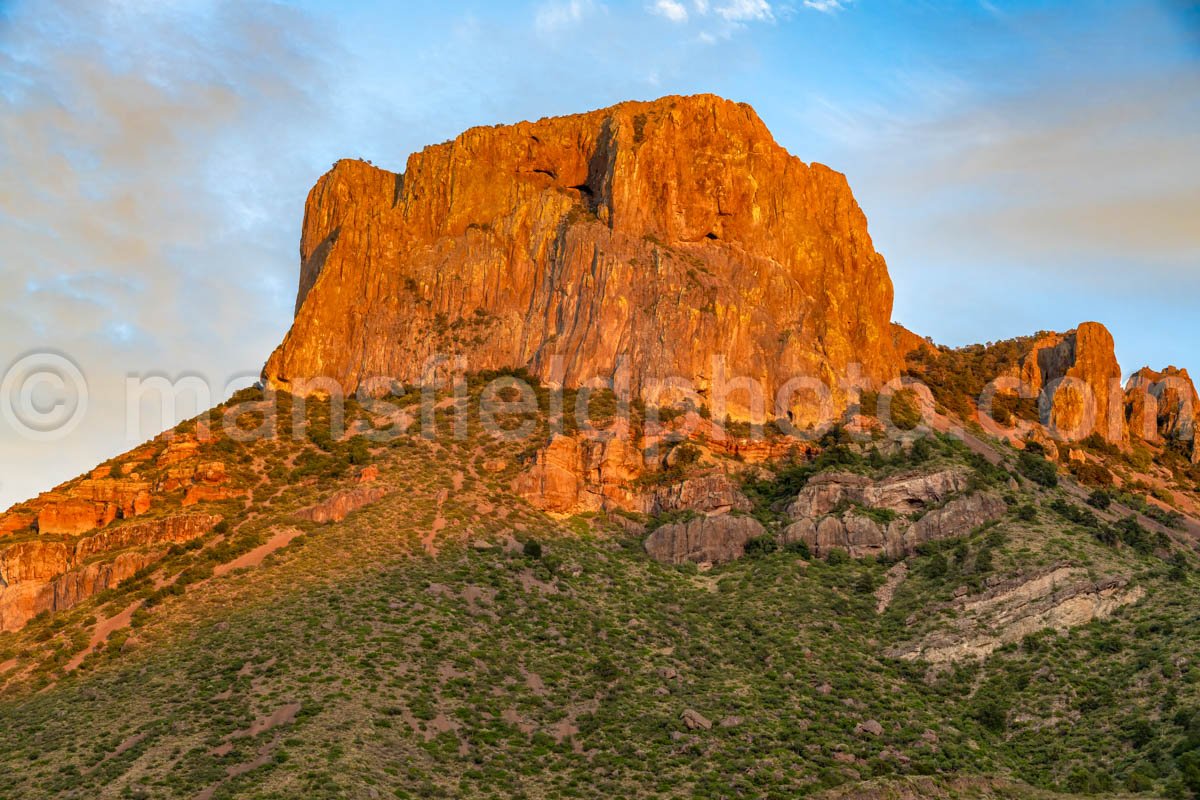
left=0, top=0, right=332, bottom=507
left=716, top=0, right=774, bottom=22
left=802, top=0, right=851, bottom=13
left=650, top=0, right=689, bottom=23
left=646, top=0, right=777, bottom=36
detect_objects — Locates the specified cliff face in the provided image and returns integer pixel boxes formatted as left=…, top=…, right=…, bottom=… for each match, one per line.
left=0, top=513, right=220, bottom=631
left=0, top=433, right=239, bottom=632
left=1015, top=322, right=1127, bottom=445
left=1127, top=366, right=1199, bottom=461
left=263, top=94, right=899, bottom=422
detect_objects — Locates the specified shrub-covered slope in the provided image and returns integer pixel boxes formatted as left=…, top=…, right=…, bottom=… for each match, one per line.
left=1, top=387, right=1199, bottom=799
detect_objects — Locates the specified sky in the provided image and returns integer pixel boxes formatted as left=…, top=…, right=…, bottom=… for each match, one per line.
left=0, top=0, right=1197, bottom=508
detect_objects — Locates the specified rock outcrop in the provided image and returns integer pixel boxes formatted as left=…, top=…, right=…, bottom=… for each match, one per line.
left=782, top=470, right=1006, bottom=560
left=0, top=511, right=36, bottom=537
left=904, top=493, right=1008, bottom=546
left=36, top=478, right=153, bottom=536
left=295, top=486, right=388, bottom=524
left=651, top=473, right=752, bottom=516
left=1126, top=366, right=1198, bottom=462
left=1012, top=322, right=1127, bottom=445
left=264, top=94, right=900, bottom=424
left=644, top=514, right=765, bottom=566
left=514, top=431, right=753, bottom=516
left=787, top=469, right=968, bottom=519
left=514, top=433, right=645, bottom=514
left=0, top=513, right=221, bottom=632
left=889, top=564, right=1144, bottom=664
left=9, top=435, right=235, bottom=541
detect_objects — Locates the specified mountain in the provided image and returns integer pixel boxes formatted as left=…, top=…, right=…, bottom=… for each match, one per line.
left=263, top=95, right=898, bottom=424
left=2, top=94, right=1200, bottom=799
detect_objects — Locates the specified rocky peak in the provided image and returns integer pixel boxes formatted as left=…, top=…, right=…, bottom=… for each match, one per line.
left=264, top=94, right=899, bottom=422
left=1127, top=365, right=1199, bottom=461
left=1014, top=321, right=1127, bottom=445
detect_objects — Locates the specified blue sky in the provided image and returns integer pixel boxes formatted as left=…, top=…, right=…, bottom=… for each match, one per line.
left=0, top=0, right=1197, bottom=508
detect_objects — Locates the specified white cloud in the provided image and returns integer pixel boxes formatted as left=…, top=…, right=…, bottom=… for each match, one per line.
left=803, top=0, right=850, bottom=12
left=651, top=0, right=689, bottom=23
left=716, top=0, right=774, bottom=22
left=659, top=0, right=775, bottom=34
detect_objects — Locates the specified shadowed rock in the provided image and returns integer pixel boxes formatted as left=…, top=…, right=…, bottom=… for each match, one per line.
left=644, top=513, right=765, bottom=566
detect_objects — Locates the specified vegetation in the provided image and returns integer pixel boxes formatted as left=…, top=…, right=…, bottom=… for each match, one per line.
left=1017, top=451, right=1059, bottom=488
left=0, top=380, right=1198, bottom=799
left=902, top=336, right=1041, bottom=419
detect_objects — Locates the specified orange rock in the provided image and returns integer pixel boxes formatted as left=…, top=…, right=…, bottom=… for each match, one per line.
left=90, top=465, right=112, bottom=480
left=37, top=498, right=116, bottom=536
left=69, top=479, right=152, bottom=518
left=182, top=485, right=237, bottom=506
left=1014, top=322, right=1127, bottom=445
left=263, top=94, right=899, bottom=423
left=514, top=431, right=665, bottom=514
left=0, top=512, right=35, bottom=537
left=891, top=323, right=936, bottom=358
left=0, top=540, right=72, bottom=584
left=156, top=436, right=200, bottom=467
left=295, top=487, right=388, bottom=524
left=358, top=465, right=380, bottom=483
left=194, top=461, right=227, bottom=484
left=0, top=549, right=171, bottom=632
left=71, top=514, right=221, bottom=560
left=1126, top=366, right=1198, bottom=462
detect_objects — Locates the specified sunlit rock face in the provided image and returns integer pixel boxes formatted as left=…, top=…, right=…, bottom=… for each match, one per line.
left=1015, top=322, right=1128, bottom=445
left=1126, top=365, right=1199, bottom=461
left=263, top=94, right=900, bottom=423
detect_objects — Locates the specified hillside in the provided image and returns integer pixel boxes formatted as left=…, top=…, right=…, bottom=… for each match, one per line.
left=0, top=380, right=1197, bottom=798
left=2, top=94, right=1200, bottom=799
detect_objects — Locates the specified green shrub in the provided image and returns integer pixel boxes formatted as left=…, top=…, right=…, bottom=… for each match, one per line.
left=1048, top=499, right=1100, bottom=530
left=825, top=549, right=850, bottom=566
left=1017, top=451, right=1058, bottom=487
left=784, top=540, right=812, bottom=559
left=743, top=535, right=778, bottom=557
left=921, top=553, right=948, bottom=579
left=971, top=695, right=1009, bottom=733
left=1070, top=460, right=1112, bottom=487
